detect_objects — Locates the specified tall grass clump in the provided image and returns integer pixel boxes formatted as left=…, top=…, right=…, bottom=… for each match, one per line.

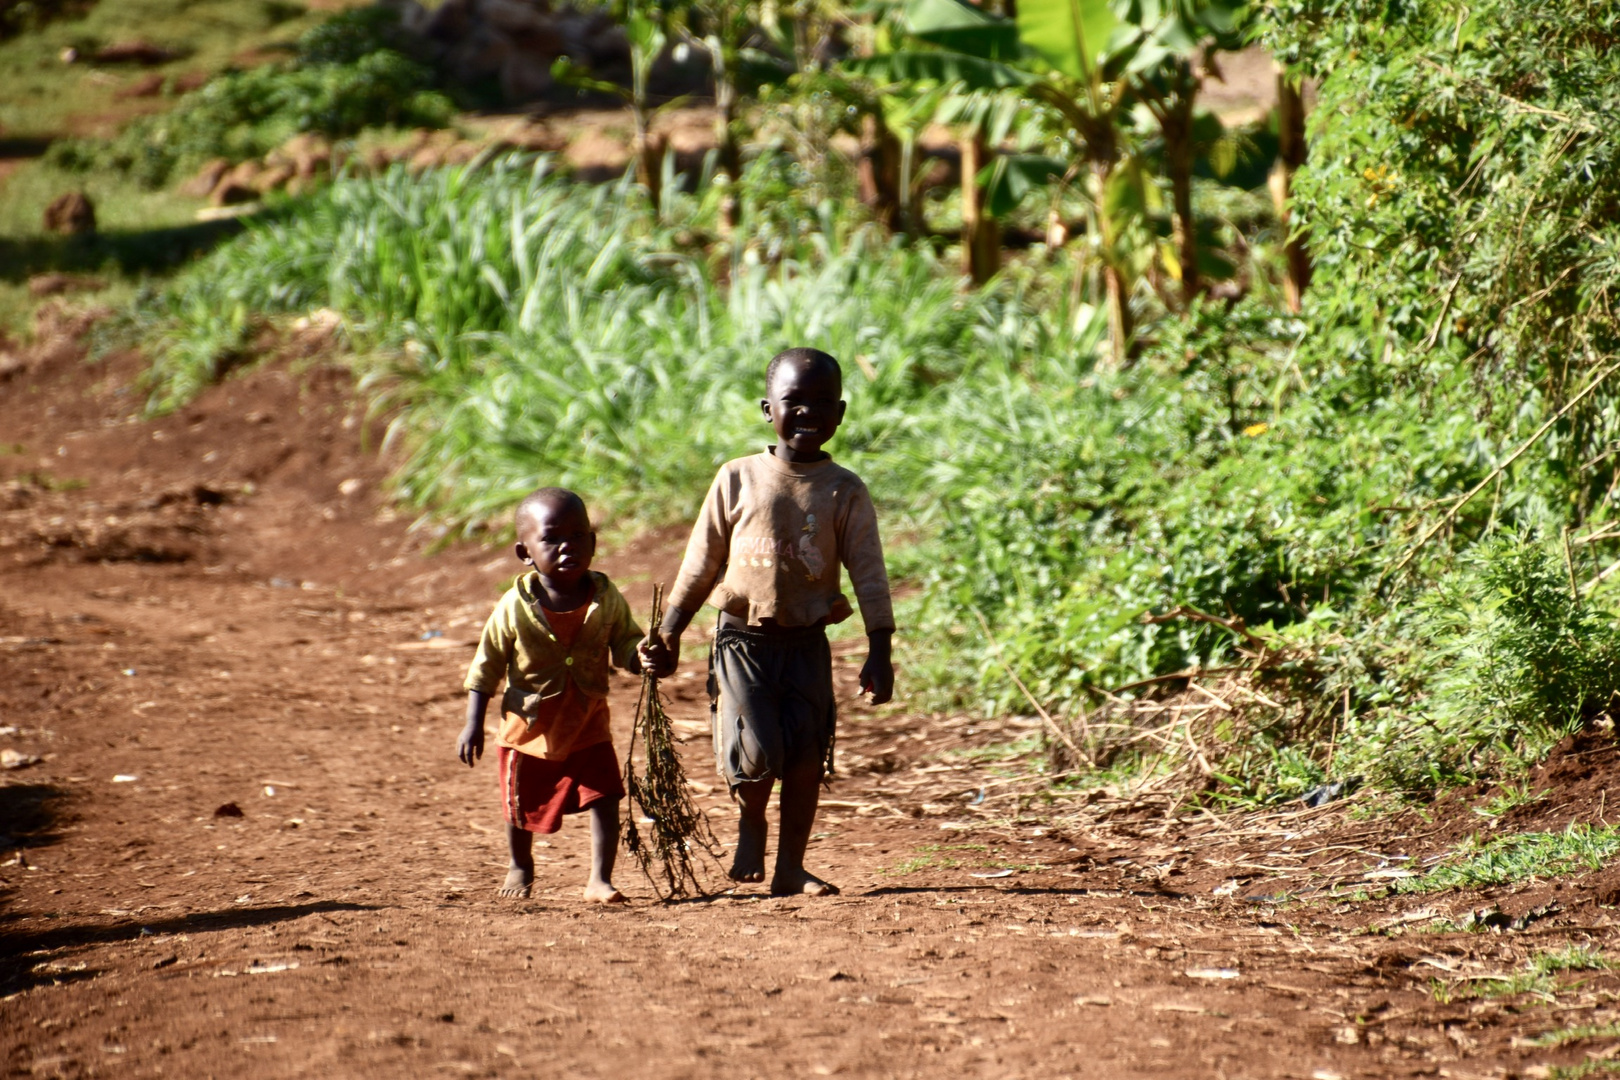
left=149, top=152, right=1077, bottom=530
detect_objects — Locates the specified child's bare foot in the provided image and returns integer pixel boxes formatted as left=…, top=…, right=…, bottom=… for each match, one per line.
left=498, top=866, right=533, bottom=898
left=584, top=879, right=626, bottom=904
left=769, top=868, right=839, bottom=897
left=729, top=814, right=767, bottom=883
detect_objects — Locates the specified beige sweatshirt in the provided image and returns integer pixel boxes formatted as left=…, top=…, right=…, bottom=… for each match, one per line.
left=666, top=449, right=894, bottom=632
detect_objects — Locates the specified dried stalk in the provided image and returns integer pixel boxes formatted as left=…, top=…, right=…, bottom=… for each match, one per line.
left=622, top=584, right=721, bottom=899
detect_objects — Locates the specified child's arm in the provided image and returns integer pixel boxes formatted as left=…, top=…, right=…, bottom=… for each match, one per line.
left=457, top=690, right=489, bottom=766
left=645, top=470, right=733, bottom=677
left=841, top=479, right=896, bottom=705
left=461, top=598, right=513, bottom=766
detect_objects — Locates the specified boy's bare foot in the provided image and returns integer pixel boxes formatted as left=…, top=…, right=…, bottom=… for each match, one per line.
left=584, top=879, right=626, bottom=904
left=769, top=869, right=839, bottom=897
left=498, top=866, right=534, bottom=898
left=729, top=815, right=767, bottom=883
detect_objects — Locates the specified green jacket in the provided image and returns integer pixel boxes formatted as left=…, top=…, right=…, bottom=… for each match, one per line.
left=464, top=571, right=643, bottom=717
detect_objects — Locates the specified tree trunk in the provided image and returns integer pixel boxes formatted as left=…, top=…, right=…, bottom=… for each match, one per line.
left=716, top=84, right=742, bottom=234
left=858, top=113, right=903, bottom=232
left=1270, top=64, right=1310, bottom=312
left=1086, top=126, right=1133, bottom=367
left=960, top=132, right=1001, bottom=284
left=1164, top=95, right=1199, bottom=308
left=1102, top=260, right=1133, bottom=367
left=634, top=116, right=665, bottom=213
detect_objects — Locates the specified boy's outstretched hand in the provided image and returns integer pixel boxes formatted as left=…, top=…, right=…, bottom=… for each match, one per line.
left=860, top=630, right=894, bottom=705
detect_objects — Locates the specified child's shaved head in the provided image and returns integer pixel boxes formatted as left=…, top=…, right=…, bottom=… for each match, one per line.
left=766, top=347, right=841, bottom=396
left=516, top=487, right=589, bottom=531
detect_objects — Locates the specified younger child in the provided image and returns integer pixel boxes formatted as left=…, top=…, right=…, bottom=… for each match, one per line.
left=641, top=347, right=895, bottom=897
left=458, top=487, right=643, bottom=903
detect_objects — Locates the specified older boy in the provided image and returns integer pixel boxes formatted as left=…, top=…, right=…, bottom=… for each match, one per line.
left=641, top=347, right=894, bottom=897
left=459, top=487, right=643, bottom=903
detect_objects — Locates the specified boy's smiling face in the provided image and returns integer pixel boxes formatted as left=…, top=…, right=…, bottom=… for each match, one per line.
left=762, top=358, right=846, bottom=461
left=514, top=497, right=596, bottom=590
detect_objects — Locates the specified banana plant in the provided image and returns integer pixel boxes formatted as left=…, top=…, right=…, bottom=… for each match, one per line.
left=1119, top=0, right=1249, bottom=308
left=554, top=9, right=682, bottom=212
left=862, top=0, right=1149, bottom=361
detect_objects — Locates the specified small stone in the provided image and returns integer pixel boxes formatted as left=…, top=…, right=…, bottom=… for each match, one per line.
left=0, top=748, right=40, bottom=770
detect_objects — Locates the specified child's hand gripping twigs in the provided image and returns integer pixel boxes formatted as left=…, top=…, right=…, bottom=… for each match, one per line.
left=622, top=584, right=721, bottom=899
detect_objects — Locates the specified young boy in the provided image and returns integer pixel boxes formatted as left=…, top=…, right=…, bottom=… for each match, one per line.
left=458, top=487, right=643, bottom=903
left=640, top=347, right=895, bottom=897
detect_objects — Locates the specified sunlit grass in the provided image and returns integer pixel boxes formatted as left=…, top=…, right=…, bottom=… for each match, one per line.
left=1534, top=1021, right=1620, bottom=1047
left=1473, top=780, right=1550, bottom=818
left=1397, top=825, right=1620, bottom=893
left=0, top=0, right=355, bottom=138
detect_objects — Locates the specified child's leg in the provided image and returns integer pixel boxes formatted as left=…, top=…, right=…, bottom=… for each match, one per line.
left=729, top=778, right=772, bottom=882
left=770, top=756, right=838, bottom=896
left=500, top=824, right=534, bottom=897
left=584, top=799, right=626, bottom=904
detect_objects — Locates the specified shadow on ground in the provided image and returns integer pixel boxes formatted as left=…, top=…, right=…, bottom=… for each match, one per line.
left=0, top=220, right=249, bottom=283
left=0, top=900, right=381, bottom=995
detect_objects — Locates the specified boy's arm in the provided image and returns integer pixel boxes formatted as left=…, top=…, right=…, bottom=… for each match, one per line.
left=459, top=600, right=512, bottom=765
left=644, top=470, right=732, bottom=677
left=457, top=690, right=489, bottom=766
left=841, top=482, right=896, bottom=705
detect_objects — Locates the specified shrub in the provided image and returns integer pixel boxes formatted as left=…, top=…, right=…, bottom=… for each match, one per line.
left=47, top=8, right=453, bottom=188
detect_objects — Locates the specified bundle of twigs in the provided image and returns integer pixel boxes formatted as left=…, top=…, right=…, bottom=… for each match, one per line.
left=622, top=584, right=721, bottom=899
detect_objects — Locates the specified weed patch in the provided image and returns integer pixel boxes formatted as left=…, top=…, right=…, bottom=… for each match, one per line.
left=1399, top=825, right=1620, bottom=894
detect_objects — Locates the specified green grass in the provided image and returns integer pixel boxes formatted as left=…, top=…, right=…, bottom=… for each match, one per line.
left=1429, top=949, right=1608, bottom=1004
left=1535, top=1021, right=1620, bottom=1048
left=0, top=0, right=355, bottom=139
left=1549, top=1062, right=1620, bottom=1080
left=1398, top=825, right=1620, bottom=894
left=0, top=0, right=372, bottom=336
left=1430, top=969, right=1556, bottom=1003
left=1534, top=946, right=1614, bottom=975
left=1474, top=781, right=1550, bottom=818
left=882, top=843, right=989, bottom=875
left=947, top=734, right=1044, bottom=764
left=0, top=157, right=237, bottom=336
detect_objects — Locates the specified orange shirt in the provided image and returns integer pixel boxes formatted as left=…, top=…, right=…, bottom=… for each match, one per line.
left=494, top=601, right=613, bottom=761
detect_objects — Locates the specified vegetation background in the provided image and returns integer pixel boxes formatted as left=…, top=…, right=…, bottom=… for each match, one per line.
left=4, top=0, right=1618, bottom=811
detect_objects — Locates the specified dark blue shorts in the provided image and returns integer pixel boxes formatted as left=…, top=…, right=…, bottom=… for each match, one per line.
left=709, top=625, right=836, bottom=790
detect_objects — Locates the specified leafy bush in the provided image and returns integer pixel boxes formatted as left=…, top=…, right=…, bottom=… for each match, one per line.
left=47, top=8, right=453, bottom=187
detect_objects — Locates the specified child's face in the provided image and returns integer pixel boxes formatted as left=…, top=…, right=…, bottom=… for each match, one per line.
left=761, top=360, right=845, bottom=457
left=514, top=499, right=596, bottom=589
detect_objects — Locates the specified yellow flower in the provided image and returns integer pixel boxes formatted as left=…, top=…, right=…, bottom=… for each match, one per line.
left=1243, top=422, right=1269, bottom=438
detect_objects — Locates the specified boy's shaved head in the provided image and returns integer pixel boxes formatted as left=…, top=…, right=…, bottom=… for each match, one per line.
left=516, top=487, right=589, bottom=531
left=766, top=347, right=841, bottom=396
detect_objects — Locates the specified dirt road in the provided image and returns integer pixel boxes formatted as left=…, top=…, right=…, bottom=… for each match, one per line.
left=4, top=340, right=1619, bottom=1078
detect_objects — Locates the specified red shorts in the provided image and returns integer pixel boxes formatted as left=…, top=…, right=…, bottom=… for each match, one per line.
left=498, top=741, right=625, bottom=834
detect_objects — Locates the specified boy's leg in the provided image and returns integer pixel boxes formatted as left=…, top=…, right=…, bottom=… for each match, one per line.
left=584, top=799, right=626, bottom=904
left=501, top=824, right=534, bottom=897
left=770, top=755, right=838, bottom=897
left=730, top=777, right=772, bottom=882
